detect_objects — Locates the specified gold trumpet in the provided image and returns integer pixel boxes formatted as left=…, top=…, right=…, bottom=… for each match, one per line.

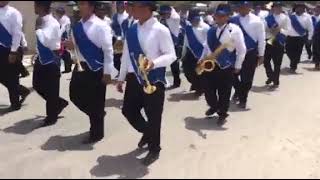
left=196, top=41, right=232, bottom=75
left=138, top=54, right=157, bottom=94
left=67, top=24, right=84, bottom=72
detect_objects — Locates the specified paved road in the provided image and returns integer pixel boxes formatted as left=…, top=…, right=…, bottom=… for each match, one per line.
left=1, top=51, right=320, bottom=178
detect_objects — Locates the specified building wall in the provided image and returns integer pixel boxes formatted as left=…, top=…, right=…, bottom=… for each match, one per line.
left=9, top=1, right=36, bottom=54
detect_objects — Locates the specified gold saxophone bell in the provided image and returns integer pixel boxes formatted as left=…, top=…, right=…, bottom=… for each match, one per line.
left=138, top=54, right=157, bottom=94
left=267, top=36, right=275, bottom=46
left=114, top=40, right=124, bottom=54
left=196, top=41, right=232, bottom=76
left=196, top=59, right=216, bottom=75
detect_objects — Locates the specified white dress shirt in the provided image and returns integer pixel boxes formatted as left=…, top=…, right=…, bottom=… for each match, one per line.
left=118, top=17, right=177, bottom=81
left=103, top=16, right=112, bottom=26
left=21, top=32, right=27, bottom=48
left=182, top=20, right=210, bottom=58
left=165, top=8, right=181, bottom=37
left=204, top=15, right=215, bottom=25
left=58, top=14, right=71, bottom=35
left=0, top=5, right=22, bottom=52
left=287, top=13, right=314, bottom=40
left=201, top=23, right=247, bottom=70
left=76, top=14, right=117, bottom=77
left=264, top=13, right=290, bottom=39
left=112, top=11, right=129, bottom=38
left=238, top=13, right=266, bottom=56
left=255, top=10, right=269, bottom=20
left=36, top=14, right=61, bottom=51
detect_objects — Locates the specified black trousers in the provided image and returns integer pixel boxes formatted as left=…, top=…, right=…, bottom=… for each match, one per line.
left=304, top=35, right=313, bottom=59
left=182, top=49, right=202, bottom=92
left=61, top=50, right=72, bottom=72
left=33, top=60, right=65, bottom=122
left=171, top=46, right=182, bottom=86
left=201, top=66, right=233, bottom=117
left=0, top=46, right=20, bottom=107
left=70, top=63, right=106, bottom=139
left=233, top=49, right=258, bottom=104
left=17, top=47, right=29, bottom=76
left=264, top=42, right=285, bottom=85
left=286, top=36, right=305, bottom=70
left=122, top=74, right=165, bottom=153
left=313, top=28, right=320, bottom=65
left=114, top=53, right=122, bottom=72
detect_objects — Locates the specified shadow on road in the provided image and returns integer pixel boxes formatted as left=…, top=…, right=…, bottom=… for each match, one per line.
left=184, top=116, right=227, bottom=139
left=3, top=115, right=45, bottom=135
left=41, top=132, right=94, bottom=151
left=280, top=67, right=303, bottom=76
left=251, top=85, right=276, bottom=95
left=90, top=148, right=149, bottom=179
left=105, top=98, right=123, bottom=109
left=167, top=92, right=200, bottom=102
left=229, top=103, right=251, bottom=112
left=302, top=67, right=320, bottom=72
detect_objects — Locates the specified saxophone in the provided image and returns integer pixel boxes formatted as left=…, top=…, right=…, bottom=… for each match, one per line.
left=196, top=41, right=232, bottom=75
left=66, top=24, right=84, bottom=72
left=138, top=54, right=157, bottom=94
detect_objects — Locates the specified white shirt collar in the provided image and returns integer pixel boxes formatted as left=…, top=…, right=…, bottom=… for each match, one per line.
left=81, top=14, right=97, bottom=24
left=42, top=13, right=52, bottom=22
left=138, top=16, right=156, bottom=28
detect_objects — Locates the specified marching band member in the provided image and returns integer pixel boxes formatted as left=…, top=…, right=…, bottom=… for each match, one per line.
left=0, top=1, right=29, bottom=112
left=111, top=1, right=128, bottom=71
left=55, top=6, right=73, bottom=74
left=116, top=1, right=176, bottom=166
left=200, top=3, right=246, bottom=126
left=159, top=5, right=181, bottom=88
left=286, top=3, right=313, bottom=73
left=254, top=4, right=269, bottom=20
left=182, top=8, right=210, bottom=96
left=121, top=1, right=136, bottom=38
left=304, top=9, right=314, bottom=61
left=64, top=1, right=117, bottom=144
left=263, top=2, right=289, bottom=88
left=230, top=1, right=266, bottom=109
left=94, top=1, right=112, bottom=27
left=33, top=1, right=69, bottom=127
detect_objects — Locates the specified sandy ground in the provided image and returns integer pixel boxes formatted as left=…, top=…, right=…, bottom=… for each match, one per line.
left=1, top=51, right=320, bottom=178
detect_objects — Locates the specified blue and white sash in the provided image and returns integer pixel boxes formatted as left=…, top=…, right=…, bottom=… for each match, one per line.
left=36, top=38, right=59, bottom=65
left=0, top=22, right=12, bottom=48
left=126, top=24, right=166, bottom=85
left=289, top=15, right=306, bottom=36
left=185, top=25, right=204, bottom=59
left=111, top=14, right=122, bottom=37
left=265, top=14, right=286, bottom=46
left=73, top=22, right=104, bottom=71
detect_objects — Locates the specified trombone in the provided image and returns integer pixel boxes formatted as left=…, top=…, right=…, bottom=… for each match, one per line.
left=138, top=54, right=157, bottom=94
left=66, top=24, right=84, bottom=72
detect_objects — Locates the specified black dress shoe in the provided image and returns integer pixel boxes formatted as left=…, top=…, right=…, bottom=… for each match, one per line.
left=41, top=119, right=57, bottom=127
left=57, top=99, right=69, bottom=115
left=238, top=102, right=246, bottom=109
left=20, top=89, right=31, bottom=104
left=205, top=108, right=216, bottom=116
left=7, top=105, right=21, bottom=112
left=138, top=135, right=148, bottom=149
left=231, top=94, right=239, bottom=103
left=217, top=116, right=228, bottom=126
left=62, top=70, right=71, bottom=74
left=82, top=136, right=103, bottom=144
left=142, top=151, right=160, bottom=166
left=315, top=64, right=320, bottom=70
left=265, top=79, right=273, bottom=85
left=20, top=70, right=30, bottom=78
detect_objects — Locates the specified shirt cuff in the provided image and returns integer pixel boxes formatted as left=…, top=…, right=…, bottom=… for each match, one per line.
left=11, top=47, right=18, bottom=52
left=104, top=63, right=118, bottom=79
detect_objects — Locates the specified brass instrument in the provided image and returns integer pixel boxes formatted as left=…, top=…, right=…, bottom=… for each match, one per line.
left=196, top=41, right=232, bottom=75
left=138, top=54, right=157, bottom=94
left=66, top=24, right=84, bottom=72
left=113, top=38, right=124, bottom=54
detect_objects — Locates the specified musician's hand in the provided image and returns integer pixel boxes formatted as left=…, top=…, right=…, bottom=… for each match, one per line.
left=257, top=56, right=264, bottom=67
left=8, top=53, right=17, bottom=64
left=144, top=60, right=154, bottom=72
left=234, top=68, right=241, bottom=74
left=102, top=74, right=112, bottom=85
left=116, top=81, right=124, bottom=93
left=64, top=40, right=75, bottom=50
